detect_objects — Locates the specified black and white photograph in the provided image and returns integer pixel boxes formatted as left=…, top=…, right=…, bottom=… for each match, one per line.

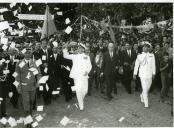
left=0, top=0, right=173, bottom=127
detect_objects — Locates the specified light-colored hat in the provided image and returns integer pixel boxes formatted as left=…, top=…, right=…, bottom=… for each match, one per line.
left=78, top=43, right=87, bottom=50
left=141, top=41, right=152, bottom=47
left=69, top=41, right=77, bottom=46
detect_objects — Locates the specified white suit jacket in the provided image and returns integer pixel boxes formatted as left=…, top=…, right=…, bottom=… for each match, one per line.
left=134, top=52, right=156, bottom=78
left=63, top=49, right=92, bottom=79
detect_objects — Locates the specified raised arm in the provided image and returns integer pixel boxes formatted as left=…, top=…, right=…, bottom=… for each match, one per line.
left=62, top=49, right=74, bottom=60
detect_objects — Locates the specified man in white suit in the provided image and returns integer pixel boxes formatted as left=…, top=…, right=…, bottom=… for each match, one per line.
left=133, top=41, right=156, bottom=108
left=63, top=42, right=92, bottom=111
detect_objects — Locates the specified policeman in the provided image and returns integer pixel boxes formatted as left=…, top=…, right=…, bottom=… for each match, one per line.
left=133, top=41, right=156, bottom=108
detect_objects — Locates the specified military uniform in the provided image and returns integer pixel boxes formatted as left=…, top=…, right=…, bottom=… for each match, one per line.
left=15, top=59, right=41, bottom=115
left=63, top=48, right=92, bottom=110
left=134, top=52, right=156, bottom=107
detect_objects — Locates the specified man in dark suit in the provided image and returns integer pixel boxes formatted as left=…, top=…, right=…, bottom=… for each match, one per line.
left=150, top=43, right=162, bottom=92
left=85, top=46, right=95, bottom=96
left=133, top=43, right=141, bottom=92
left=48, top=45, right=62, bottom=100
left=120, top=42, right=136, bottom=94
left=38, top=39, right=52, bottom=105
left=61, top=46, right=74, bottom=102
left=32, top=42, right=41, bottom=60
left=101, top=43, right=119, bottom=100
left=0, top=52, right=13, bottom=118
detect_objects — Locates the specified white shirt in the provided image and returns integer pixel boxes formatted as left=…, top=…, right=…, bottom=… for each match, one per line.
left=109, top=51, right=113, bottom=58
left=134, top=52, right=156, bottom=78
left=127, top=50, right=131, bottom=57
left=54, top=53, right=57, bottom=60
left=42, top=48, right=48, bottom=58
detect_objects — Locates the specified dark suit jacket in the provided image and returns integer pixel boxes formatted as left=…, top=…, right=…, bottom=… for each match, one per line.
left=154, top=51, right=161, bottom=74
left=32, top=49, right=41, bottom=60
left=88, top=52, right=95, bottom=77
left=120, top=49, right=136, bottom=72
left=0, top=60, right=11, bottom=98
left=38, top=48, right=52, bottom=75
left=48, top=53, right=62, bottom=77
left=102, top=51, right=119, bottom=77
left=61, top=55, right=72, bottom=79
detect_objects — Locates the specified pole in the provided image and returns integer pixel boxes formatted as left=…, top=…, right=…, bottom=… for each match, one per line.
left=46, top=4, right=49, bottom=43
left=79, top=3, right=83, bottom=41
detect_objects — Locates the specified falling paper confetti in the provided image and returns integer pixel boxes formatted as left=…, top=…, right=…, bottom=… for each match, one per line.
left=65, top=18, right=71, bottom=24
left=65, top=26, right=72, bottom=34
left=37, top=106, right=44, bottom=112
left=60, top=116, right=70, bottom=126
left=118, top=117, right=125, bottom=122
left=57, top=12, right=63, bottom=15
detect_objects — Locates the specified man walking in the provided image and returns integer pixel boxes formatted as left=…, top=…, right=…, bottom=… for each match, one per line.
left=101, top=43, right=119, bottom=100
left=133, top=41, right=156, bottom=108
left=63, top=43, right=92, bottom=110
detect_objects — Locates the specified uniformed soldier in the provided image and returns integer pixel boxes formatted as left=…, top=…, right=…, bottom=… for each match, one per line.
left=133, top=41, right=156, bottom=108
left=63, top=43, right=92, bottom=111
left=15, top=47, right=41, bottom=119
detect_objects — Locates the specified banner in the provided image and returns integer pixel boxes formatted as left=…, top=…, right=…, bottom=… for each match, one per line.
left=41, top=5, right=57, bottom=40
left=17, top=14, right=54, bottom=20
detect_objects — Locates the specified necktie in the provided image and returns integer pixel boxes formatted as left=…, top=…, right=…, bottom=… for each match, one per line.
left=27, top=61, right=29, bottom=67
left=110, top=52, right=113, bottom=59
left=11, top=56, right=14, bottom=64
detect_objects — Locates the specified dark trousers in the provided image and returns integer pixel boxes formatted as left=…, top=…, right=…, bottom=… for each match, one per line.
left=0, top=98, right=6, bottom=117
left=135, top=76, right=141, bottom=91
left=123, top=70, right=132, bottom=94
left=62, top=77, right=73, bottom=102
left=160, top=72, right=170, bottom=99
left=96, top=67, right=104, bottom=93
left=10, top=85, right=19, bottom=108
left=0, top=81, right=8, bottom=117
left=88, top=76, right=94, bottom=95
left=150, top=73, right=162, bottom=92
left=105, top=75, right=116, bottom=98
left=42, top=83, right=52, bottom=105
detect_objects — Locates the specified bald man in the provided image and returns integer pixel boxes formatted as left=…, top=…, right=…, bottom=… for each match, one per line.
left=101, top=43, right=119, bottom=100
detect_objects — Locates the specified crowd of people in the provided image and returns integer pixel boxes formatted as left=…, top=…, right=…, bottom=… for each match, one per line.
left=0, top=34, right=173, bottom=127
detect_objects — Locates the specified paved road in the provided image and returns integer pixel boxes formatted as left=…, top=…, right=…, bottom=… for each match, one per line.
left=2, top=82, right=173, bottom=127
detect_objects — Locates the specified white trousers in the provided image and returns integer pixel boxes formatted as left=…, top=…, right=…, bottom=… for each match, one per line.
left=140, top=77, right=152, bottom=107
left=74, top=78, right=88, bottom=110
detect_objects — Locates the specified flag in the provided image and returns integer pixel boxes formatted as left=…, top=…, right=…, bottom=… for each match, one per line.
left=109, top=22, right=116, bottom=43
left=41, top=5, right=57, bottom=40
